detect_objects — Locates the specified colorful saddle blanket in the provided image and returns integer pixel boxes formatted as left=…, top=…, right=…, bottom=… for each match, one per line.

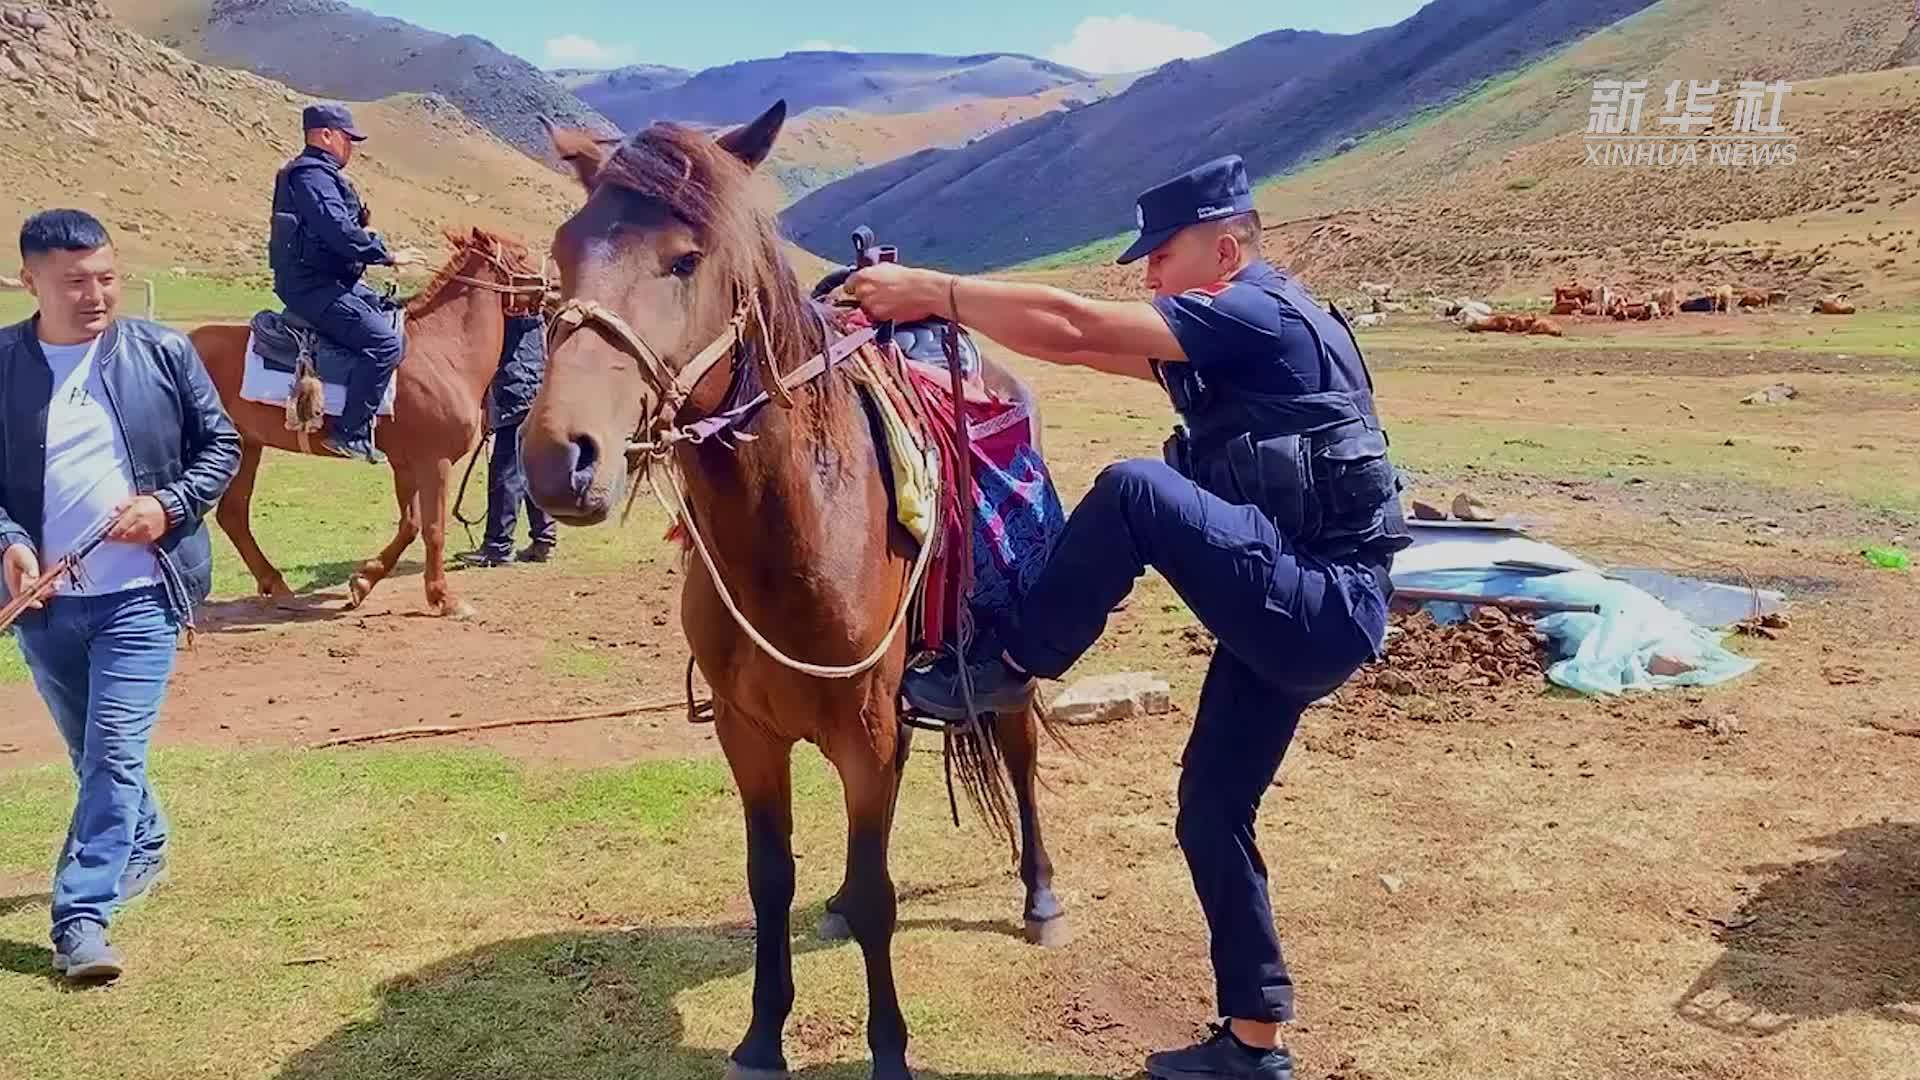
left=837, top=310, right=1066, bottom=658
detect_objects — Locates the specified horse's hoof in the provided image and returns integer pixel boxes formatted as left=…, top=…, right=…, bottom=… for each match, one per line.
left=723, top=1061, right=791, bottom=1080
left=1024, top=914, right=1071, bottom=948
left=818, top=911, right=852, bottom=942
left=347, top=575, right=374, bottom=609
left=435, top=598, right=477, bottom=620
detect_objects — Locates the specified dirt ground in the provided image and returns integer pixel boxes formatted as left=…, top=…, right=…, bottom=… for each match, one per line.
left=2, top=333, right=1917, bottom=1079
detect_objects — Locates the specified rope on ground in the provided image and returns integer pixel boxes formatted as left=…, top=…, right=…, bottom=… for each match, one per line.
left=308, top=695, right=695, bottom=749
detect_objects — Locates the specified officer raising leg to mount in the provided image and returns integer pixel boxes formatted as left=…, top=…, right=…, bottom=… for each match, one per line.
left=850, top=155, right=1410, bottom=1080
left=269, top=103, right=421, bottom=465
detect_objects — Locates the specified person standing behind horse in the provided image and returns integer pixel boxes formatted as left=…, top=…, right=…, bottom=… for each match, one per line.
left=850, top=155, right=1411, bottom=1080
left=1, top=209, right=241, bottom=981
left=269, top=103, right=420, bottom=464
left=459, top=312, right=558, bottom=567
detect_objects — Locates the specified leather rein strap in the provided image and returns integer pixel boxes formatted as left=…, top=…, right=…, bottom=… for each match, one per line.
left=542, top=287, right=915, bottom=682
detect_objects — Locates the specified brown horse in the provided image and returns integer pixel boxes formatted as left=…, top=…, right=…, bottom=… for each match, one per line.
left=521, top=102, right=1064, bottom=1079
left=189, top=228, right=547, bottom=616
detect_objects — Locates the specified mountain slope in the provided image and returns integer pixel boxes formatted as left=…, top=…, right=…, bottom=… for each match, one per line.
left=763, top=87, right=1095, bottom=203
left=1, top=0, right=581, bottom=276
left=108, top=0, right=612, bottom=157
left=568, top=50, right=1093, bottom=131
left=1032, top=0, right=1920, bottom=305
left=781, top=0, right=1661, bottom=271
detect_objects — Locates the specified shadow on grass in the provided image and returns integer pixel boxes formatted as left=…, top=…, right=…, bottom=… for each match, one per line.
left=1676, top=822, right=1920, bottom=1035
left=0, top=892, right=49, bottom=918
left=276, top=918, right=1119, bottom=1080
left=198, top=560, right=428, bottom=633
left=0, top=936, right=52, bottom=980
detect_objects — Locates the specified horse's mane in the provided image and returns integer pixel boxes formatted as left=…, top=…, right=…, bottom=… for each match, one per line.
left=595, top=123, right=822, bottom=367
left=406, top=226, right=537, bottom=317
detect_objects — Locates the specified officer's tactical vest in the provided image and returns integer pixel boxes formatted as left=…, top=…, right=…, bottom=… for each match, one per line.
left=269, top=157, right=370, bottom=286
left=1155, top=276, right=1412, bottom=563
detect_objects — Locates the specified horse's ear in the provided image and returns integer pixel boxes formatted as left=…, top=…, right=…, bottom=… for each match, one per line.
left=717, top=99, right=786, bottom=170
left=545, top=115, right=615, bottom=191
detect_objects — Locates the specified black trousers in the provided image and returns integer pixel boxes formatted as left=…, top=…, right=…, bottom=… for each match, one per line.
left=1003, top=459, right=1389, bottom=1021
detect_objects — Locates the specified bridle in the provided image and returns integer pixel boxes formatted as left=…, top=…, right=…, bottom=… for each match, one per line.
left=450, top=240, right=555, bottom=317
left=543, top=285, right=761, bottom=460
left=539, top=279, right=935, bottom=682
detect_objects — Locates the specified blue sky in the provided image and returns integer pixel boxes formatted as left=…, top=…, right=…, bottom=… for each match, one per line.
left=354, top=2, right=1432, bottom=74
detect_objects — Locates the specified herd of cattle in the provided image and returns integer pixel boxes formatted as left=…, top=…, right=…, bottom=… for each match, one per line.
left=1343, top=278, right=1859, bottom=338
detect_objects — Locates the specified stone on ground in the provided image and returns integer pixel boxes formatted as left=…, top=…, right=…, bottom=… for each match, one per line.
left=1050, top=672, right=1172, bottom=725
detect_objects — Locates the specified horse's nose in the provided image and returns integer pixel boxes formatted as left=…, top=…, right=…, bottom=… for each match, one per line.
left=524, top=428, right=611, bottom=522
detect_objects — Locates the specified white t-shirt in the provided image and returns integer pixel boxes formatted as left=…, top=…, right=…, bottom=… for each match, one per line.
left=38, top=335, right=163, bottom=595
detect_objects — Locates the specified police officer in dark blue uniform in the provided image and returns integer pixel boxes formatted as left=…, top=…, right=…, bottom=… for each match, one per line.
left=270, top=103, right=420, bottom=464
left=458, top=313, right=559, bottom=567
left=849, top=154, right=1410, bottom=1080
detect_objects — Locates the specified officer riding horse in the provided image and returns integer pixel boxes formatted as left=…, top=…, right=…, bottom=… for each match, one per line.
left=268, top=103, right=421, bottom=464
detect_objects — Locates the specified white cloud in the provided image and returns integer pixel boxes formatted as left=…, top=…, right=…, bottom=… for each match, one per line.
left=543, top=34, right=637, bottom=69
left=794, top=39, right=860, bottom=53
left=1046, top=15, right=1222, bottom=74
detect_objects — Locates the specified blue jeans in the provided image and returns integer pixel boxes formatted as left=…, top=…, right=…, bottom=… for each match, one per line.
left=1001, top=459, right=1390, bottom=1022
left=14, top=585, right=179, bottom=940
left=482, top=419, right=556, bottom=556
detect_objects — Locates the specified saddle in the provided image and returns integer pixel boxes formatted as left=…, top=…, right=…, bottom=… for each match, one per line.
left=247, top=304, right=407, bottom=387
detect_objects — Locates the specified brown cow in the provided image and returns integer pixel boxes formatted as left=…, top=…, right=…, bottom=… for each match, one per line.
left=1528, top=317, right=1564, bottom=337
left=1813, top=294, right=1856, bottom=315
left=1550, top=299, right=1580, bottom=316
left=1737, top=289, right=1770, bottom=310
left=1581, top=302, right=1601, bottom=316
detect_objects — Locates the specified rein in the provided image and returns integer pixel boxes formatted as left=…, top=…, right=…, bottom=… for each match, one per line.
left=546, top=288, right=929, bottom=681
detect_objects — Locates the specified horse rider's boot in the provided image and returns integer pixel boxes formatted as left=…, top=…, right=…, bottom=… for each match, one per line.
left=900, top=643, right=1034, bottom=725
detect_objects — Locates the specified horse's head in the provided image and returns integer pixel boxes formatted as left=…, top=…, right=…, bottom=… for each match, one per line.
left=523, top=101, right=805, bottom=525
left=404, top=227, right=546, bottom=319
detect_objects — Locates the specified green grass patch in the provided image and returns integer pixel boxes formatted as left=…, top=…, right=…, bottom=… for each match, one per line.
left=1505, top=177, right=1539, bottom=191
left=544, top=641, right=617, bottom=681
left=1006, top=231, right=1132, bottom=272
left=0, top=745, right=1098, bottom=1080
left=0, top=638, right=24, bottom=686
left=0, top=271, right=280, bottom=327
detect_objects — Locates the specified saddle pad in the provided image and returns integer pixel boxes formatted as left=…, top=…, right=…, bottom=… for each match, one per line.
left=248, top=308, right=407, bottom=386
left=239, top=333, right=397, bottom=417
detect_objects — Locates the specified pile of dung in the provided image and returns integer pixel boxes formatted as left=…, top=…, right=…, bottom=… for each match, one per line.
left=1357, top=608, right=1550, bottom=695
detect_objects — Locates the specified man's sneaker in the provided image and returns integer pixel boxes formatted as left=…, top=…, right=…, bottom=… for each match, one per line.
left=116, top=852, right=169, bottom=908
left=900, top=652, right=1034, bottom=724
left=52, top=921, right=124, bottom=982
left=457, top=548, right=513, bottom=569
left=1146, top=1025, right=1295, bottom=1080
left=516, top=542, right=555, bottom=564
left=323, top=434, right=386, bottom=465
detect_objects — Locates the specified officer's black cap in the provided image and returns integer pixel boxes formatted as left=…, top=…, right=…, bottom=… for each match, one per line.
left=302, top=102, right=367, bottom=142
left=1115, top=154, right=1255, bottom=265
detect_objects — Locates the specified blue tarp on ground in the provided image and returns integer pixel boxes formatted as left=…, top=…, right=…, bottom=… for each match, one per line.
left=1393, top=568, right=1760, bottom=697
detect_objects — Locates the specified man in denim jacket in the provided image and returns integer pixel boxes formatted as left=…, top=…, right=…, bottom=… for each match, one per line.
left=0, top=209, right=240, bottom=981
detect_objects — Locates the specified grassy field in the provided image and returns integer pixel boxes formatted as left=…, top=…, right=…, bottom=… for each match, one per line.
left=2, top=271, right=1918, bottom=1080
left=0, top=743, right=1110, bottom=1080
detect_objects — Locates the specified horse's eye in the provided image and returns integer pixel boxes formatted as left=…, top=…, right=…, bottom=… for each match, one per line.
left=671, top=252, right=702, bottom=279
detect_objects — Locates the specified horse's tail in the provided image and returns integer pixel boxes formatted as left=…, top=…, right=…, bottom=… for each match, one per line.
left=941, top=691, right=1075, bottom=863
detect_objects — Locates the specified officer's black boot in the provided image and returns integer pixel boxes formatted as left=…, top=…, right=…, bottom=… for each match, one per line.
left=899, top=634, right=1035, bottom=724
left=1146, top=1024, right=1294, bottom=1080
